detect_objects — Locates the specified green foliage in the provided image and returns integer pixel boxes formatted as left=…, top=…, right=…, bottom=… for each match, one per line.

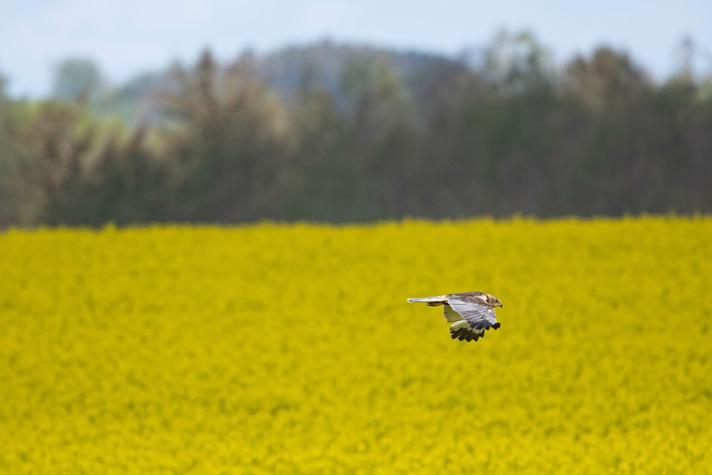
left=0, top=35, right=711, bottom=226
left=0, top=91, right=39, bottom=224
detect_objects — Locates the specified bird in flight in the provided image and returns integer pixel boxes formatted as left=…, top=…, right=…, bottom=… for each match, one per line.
left=407, top=291, right=503, bottom=342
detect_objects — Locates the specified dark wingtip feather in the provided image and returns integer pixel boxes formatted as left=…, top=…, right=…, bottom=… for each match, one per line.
left=450, top=327, right=489, bottom=343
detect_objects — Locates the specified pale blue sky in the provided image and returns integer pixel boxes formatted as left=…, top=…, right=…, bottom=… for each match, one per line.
left=1, top=0, right=710, bottom=96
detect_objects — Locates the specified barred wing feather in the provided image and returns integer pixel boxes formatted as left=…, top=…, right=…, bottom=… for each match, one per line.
left=449, top=320, right=486, bottom=342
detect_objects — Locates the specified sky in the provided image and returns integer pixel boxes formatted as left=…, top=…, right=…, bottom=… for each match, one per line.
left=1, top=0, right=711, bottom=97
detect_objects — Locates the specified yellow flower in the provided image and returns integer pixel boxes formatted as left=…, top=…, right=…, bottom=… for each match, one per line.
left=0, top=217, right=709, bottom=473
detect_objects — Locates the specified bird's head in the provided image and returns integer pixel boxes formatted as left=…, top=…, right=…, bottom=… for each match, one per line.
left=485, top=293, right=503, bottom=307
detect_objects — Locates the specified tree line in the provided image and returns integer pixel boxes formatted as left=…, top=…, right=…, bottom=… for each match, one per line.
left=1, top=33, right=711, bottom=226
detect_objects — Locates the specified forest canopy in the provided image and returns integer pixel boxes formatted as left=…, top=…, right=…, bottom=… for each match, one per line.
left=1, top=33, right=711, bottom=226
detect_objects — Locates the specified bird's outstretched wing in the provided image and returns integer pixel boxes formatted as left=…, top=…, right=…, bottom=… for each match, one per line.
left=444, top=295, right=500, bottom=341
left=447, top=294, right=499, bottom=329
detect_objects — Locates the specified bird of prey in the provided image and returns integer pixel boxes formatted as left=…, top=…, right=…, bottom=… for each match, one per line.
left=407, top=291, right=502, bottom=342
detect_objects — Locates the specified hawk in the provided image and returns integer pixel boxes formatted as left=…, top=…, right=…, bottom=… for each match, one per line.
left=407, top=291, right=503, bottom=342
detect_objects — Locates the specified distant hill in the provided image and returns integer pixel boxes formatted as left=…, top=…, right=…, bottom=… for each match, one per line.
left=257, top=40, right=468, bottom=99
left=93, top=40, right=469, bottom=124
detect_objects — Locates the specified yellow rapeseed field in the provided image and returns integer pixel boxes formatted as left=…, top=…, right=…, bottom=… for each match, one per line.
left=0, top=218, right=710, bottom=474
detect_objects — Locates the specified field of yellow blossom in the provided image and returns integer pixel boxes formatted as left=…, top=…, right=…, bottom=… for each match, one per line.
left=0, top=217, right=710, bottom=474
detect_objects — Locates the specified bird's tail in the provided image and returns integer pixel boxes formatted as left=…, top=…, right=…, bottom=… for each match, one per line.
left=407, top=295, right=447, bottom=305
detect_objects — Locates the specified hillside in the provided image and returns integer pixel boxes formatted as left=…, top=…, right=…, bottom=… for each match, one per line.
left=94, top=41, right=469, bottom=124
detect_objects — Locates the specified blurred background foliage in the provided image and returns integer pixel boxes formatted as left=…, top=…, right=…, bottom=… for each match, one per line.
left=1, top=31, right=711, bottom=226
